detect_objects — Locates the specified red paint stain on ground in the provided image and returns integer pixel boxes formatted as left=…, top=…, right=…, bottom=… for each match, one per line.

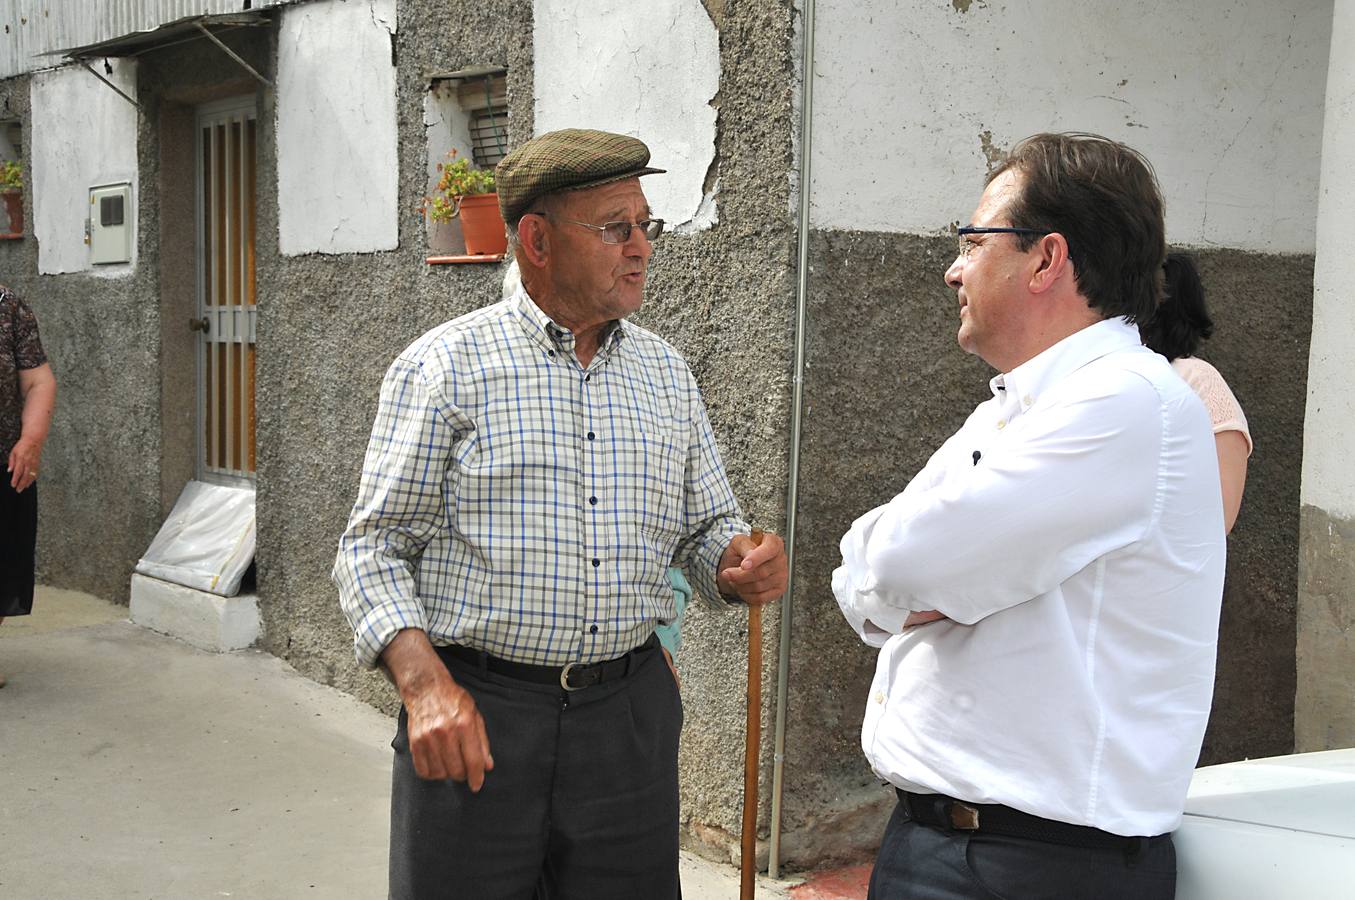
left=788, top=863, right=873, bottom=899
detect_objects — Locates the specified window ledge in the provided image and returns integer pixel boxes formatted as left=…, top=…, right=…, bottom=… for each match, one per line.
left=0, top=232, right=23, bottom=240
left=427, top=252, right=505, bottom=265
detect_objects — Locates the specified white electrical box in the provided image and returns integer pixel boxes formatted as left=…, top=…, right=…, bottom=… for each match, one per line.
left=89, top=183, right=132, bottom=264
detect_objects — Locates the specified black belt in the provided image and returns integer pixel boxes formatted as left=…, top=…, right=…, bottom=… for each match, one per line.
left=897, top=789, right=1161, bottom=855
left=438, top=633, right=659, bottom=692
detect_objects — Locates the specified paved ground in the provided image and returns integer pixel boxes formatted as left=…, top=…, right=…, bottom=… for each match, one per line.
left=0, top=587, right=820, bottom=899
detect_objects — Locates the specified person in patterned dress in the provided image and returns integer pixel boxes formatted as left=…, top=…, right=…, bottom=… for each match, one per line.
left=1, top=284, right=57, bottom=688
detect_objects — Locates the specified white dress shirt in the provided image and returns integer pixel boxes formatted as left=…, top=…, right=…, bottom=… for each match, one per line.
left=834, top=317, right=1225, bottom=837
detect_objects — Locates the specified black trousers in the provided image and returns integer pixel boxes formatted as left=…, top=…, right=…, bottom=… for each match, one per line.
left=0, top=479, right=36, bottom=617
left=389, top=641, right=683, bottom=900
left=868, top=796, right=1176, bottom=900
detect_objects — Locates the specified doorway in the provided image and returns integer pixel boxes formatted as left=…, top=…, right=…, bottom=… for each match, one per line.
left=195, top=97, right=257, bottom=484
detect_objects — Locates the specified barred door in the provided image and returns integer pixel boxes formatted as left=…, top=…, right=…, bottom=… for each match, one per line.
left=195, top=98, right=257, bottom=483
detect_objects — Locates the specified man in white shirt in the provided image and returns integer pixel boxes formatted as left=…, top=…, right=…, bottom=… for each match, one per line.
left=834, top=133, right=1225, bottom=899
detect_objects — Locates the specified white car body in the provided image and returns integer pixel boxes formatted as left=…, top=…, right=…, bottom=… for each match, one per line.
left=1176, top=748, right=1355, bottom=898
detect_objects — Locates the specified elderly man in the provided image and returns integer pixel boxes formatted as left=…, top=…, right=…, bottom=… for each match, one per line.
left=335, top=129, right=786, bottom=899
left=834, top=133, right=1225, bottom=899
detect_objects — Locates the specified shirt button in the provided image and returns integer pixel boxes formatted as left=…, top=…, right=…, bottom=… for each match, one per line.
left=586, top=431, right=595, bottom=441
left=547, top=350, right=555, bottom=357
left=584, top=373, right=592, bottom=382
left=588, top=496, right=598, bottom=505
left=1022, top=394, right=1034, bottom=406
left=996, top=419, right=1007, bottom=429
left=874, top=691, right=886, bottom=705
left=589, top=624, right=599, bottom=635
left=592, top=558, right=600, bottom=567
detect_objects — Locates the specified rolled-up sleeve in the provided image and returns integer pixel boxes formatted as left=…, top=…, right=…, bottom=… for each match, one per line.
left=333, top=355, right=462, bottom=668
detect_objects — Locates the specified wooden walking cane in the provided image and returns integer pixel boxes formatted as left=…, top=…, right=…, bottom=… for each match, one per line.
left=740, top=528, right=766, bottom=900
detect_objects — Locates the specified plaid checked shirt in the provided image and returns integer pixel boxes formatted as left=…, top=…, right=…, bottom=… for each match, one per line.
left=334, top=287, right=748, bottom=668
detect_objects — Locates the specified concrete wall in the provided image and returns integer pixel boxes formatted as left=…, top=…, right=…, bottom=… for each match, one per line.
left=1297, top=0, right=1355, bottom=752
left=777, top=0, right=1328, bottom=866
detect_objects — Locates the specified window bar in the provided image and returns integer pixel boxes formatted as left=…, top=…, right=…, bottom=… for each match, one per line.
left=224, top=116, right=238, bottom=475
left=236, top=112, right=249, bottom=475
left=244, top=116, right=258, bottom=474
left=200, top=124, right=212, bottom=475
left=208, top=123, right=223, bottom=473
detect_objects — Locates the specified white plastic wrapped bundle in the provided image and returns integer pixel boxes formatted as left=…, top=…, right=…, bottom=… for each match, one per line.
left=135, top=481, right=255, bottom=597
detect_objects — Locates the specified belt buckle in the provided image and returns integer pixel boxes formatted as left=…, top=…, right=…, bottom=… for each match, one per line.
left=948, top=802, right=980, bottom=831
left=559, top=662, right=583, bottom=692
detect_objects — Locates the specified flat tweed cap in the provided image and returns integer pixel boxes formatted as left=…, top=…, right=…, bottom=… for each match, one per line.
left=495, top=128, right=665, bottom=224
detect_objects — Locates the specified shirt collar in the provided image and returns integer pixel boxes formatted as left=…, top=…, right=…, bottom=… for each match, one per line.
left=991, top=317, right=1143, bottom=409
left=509, top=285, right=626, bottom=359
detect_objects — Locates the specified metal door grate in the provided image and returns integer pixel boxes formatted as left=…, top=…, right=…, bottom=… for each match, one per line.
left=197, top=100, right=257, bottom=481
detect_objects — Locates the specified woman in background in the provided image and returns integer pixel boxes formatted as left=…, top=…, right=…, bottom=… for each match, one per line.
left=1140, top=254, right=1251, bottom=532
left=1, top=284, right=57, bottom=688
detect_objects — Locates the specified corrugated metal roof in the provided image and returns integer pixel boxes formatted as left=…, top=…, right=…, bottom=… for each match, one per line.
left=0, top=0, right=303, bottom=79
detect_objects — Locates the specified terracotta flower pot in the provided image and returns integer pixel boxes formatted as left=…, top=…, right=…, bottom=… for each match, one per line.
left=457, top=192, right=507, bottom=256
left=1, top=188, right=22, bottom=236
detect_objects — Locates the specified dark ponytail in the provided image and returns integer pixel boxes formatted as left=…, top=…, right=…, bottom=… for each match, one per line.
left=1139, top=252, right=1213, bottom=361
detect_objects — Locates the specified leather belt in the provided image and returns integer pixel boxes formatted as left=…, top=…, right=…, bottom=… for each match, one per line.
left=897, top=789, right=1160, bottom=854
left=438, top=633, right=659, bottom=692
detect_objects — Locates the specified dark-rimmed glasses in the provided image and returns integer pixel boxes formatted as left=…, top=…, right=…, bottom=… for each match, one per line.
left=558, top=217, right=666, bottom=244
left=956, top=226, right=1047, bottom=258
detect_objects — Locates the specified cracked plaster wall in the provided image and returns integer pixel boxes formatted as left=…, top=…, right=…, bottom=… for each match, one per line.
left=809, top=0, right=1332, bottom=252
left=1297, top=0, right=1355, bottom=751
left=532, top=0, right=720, bottom=230
left=276, top=0, right=399, bottom=255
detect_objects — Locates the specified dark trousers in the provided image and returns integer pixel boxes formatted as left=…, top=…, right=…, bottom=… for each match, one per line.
left=389, top=641, right=683, bottom=900
left=868, top=796, right=1176, bottom=900
left=0, top=480, right=36, bottom=617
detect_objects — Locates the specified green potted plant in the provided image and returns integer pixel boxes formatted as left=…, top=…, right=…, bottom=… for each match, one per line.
left=422, top=149, right=506, bottom=256
left=0, top=160, right=22, bottom=236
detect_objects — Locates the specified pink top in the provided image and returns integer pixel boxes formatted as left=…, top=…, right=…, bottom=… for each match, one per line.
left=1173, top=356, right=1252, bottom=456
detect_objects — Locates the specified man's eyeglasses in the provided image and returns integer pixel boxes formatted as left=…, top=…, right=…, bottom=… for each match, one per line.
left=557, top=217, right=666, bottom=244
left=956, top=226, right=1047, bottom=258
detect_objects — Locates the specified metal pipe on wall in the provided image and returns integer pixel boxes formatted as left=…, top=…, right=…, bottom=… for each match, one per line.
left=768, top=0, right=816, bottom=879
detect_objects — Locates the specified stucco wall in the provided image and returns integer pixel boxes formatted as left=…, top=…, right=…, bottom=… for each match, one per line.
left=533, top=0, right=720, bottom=230
left=780, top=0, right=1328, bottom=868
left=810, top=0, right=1332, bottom=253
left=1297, top=0, right=1355, bottom=752
left=785, top=231, right=1313, bottom=864
left=276, top=0, right=399, bottom=255
left=0, top=71, right=161, bottom=604
left=29, top=61, right=140, bottom=274
left=266, top=0, right=800, bottom=865
left=8, top=0, right=1337, bottom=878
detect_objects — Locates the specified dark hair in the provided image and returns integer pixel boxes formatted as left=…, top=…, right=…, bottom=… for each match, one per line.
left=1139, top=252, right=1213, bottom=361
left=990, top=133, right=1166, bottom=324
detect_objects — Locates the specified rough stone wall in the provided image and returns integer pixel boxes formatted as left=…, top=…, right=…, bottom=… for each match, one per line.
left=783, top=232, right=1312, bottom=866
left=257, top=4, right=799, bottom=870
left=254, top=0, right=535, bottom=699
left=0, top=73, right=161, bottom=604
left=4, top=0, right=799, bottom=866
